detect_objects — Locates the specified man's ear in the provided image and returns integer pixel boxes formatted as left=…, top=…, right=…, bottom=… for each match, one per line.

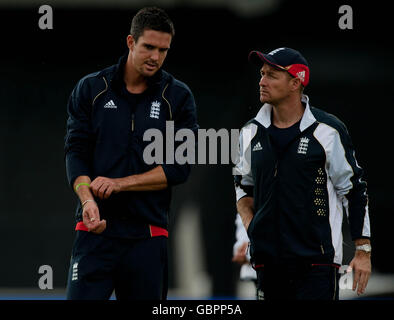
left=290, top=77, right=302, bottom=92
left=126, top=35, right=135, bottom=50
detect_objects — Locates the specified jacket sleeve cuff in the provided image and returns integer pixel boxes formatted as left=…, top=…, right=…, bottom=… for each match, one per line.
left=65, top=152, right=92, bottom=189
left=161, top=163, right=190, bottom=186
left=351, top=235, right=371, bottom=241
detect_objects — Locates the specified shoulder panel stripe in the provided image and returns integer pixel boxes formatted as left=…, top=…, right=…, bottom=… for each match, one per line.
left=92, top=77, right=108, bottom=106
left=162, top=83, right=172, bottom=120
left=313, top=122, right=354, bottom=197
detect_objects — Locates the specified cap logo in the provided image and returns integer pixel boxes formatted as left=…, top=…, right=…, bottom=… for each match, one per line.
left=296, top=70, right=306, bottom=82
left=268, top=47, right=285, bottom=56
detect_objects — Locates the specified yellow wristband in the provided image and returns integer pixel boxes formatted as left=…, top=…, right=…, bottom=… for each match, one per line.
left=75, top=182, right=90, bottom=192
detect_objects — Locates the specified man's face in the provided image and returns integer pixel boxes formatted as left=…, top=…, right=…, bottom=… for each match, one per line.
left=259, top=63, right=294, bottom=105
left=127, top=29, right=172, bottom=77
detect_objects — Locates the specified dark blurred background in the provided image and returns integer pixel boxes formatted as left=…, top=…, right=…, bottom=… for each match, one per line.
left=0, top=0, right=393, bottom=298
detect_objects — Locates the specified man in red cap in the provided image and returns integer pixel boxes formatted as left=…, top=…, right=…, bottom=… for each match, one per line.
left=234, top=47, right=371, bottom=300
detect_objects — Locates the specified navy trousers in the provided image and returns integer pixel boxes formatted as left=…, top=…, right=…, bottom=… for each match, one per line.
left=256, top=262, right=340, bottom=300
left=66, top=231, right=168, bottom=300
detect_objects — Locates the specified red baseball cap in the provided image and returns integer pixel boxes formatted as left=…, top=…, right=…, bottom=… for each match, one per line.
left=249, top=47, right=310, bottom=87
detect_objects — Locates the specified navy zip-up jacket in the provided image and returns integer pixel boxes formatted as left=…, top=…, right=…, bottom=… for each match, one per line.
left=64, top=54, right=198, bottom=239
left=234, top=95, right=370, bottom=265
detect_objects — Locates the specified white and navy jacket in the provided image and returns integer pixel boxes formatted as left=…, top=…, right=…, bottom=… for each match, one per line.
left=64, top=53, right=198, bottom=239
left=234, top=95, right=370, bottom=265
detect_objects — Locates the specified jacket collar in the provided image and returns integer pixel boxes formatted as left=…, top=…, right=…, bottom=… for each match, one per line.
left=110, top=51, right=164, bottom=92
left=254, top=94, right=316, bottom=132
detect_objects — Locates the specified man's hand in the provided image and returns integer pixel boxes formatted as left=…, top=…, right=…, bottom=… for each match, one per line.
left=82, top=201, right=106, bottom=234
left=348, top=250, right=371, bottom=295
left=90, top=177, right=121, bottom=200
left=232, top=242, right=249, bottom=265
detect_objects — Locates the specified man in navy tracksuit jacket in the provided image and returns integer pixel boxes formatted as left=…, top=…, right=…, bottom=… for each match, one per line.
left=64, top=7, right=198, bottom=300
left=234, top=47, right=371, bottom=300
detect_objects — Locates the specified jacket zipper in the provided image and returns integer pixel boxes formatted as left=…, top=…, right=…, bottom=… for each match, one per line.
left=268, top=124, right=316, bottom=258
left=131, top=113, right=135, bottom=132
left=320, top=244, right=325, bottom=255
left=274, top=162, right=278, bottom=177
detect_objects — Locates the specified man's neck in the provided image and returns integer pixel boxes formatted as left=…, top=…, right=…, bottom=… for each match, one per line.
left=271, top=95, right=305, bottom=128
left=123, top=57, right=148, bottom=94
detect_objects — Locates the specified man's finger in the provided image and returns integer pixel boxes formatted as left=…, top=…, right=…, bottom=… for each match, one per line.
left=87, top=222, right=98, bottom=231
left=83, top=208, right=99, bottom=228
left=87, top=220, right=100, bottom=231
left=95, top=183, right=107, bottom=199
left=85, top=214, right=100, bottom=229
left=89, top=219, right=105, bottom=230
left=91, top=220, right=106, bottom=234
left=357, top=271, right=370, bottom=295
left=352, top=269, right=361, bottom=291
left=103, top=185, right=113, bottom=199
left=90, top=177, right=104, bottom=197
left=90, top=182, right=99, bottom=197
